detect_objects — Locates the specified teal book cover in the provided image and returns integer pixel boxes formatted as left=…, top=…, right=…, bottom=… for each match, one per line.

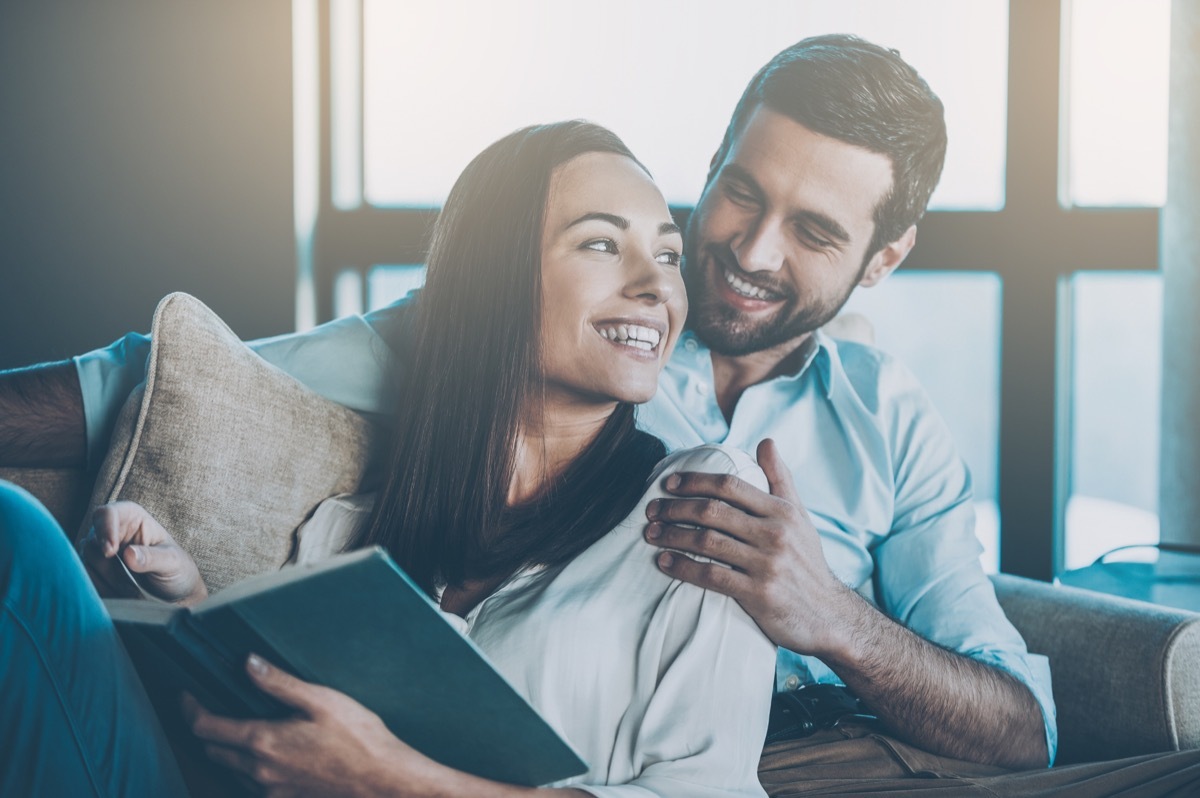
left=106, top=547, right=588, bottom=787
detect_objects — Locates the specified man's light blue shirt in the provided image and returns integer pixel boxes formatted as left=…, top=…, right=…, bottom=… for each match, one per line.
left=73, top=298, right=1057, bottom=762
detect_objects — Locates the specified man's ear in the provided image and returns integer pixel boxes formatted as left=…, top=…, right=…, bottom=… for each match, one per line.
left=858, top=224, right=917, bottom=288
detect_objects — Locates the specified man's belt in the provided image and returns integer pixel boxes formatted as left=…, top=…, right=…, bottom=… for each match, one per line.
left=765, top=683, right=878, bottom=744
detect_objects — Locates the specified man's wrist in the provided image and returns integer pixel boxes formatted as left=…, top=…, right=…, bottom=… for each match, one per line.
left=808, top=583, right=880, bottom=667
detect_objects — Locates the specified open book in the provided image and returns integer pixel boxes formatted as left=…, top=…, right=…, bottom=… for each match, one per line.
left=105, top=547, right=587, bottom=787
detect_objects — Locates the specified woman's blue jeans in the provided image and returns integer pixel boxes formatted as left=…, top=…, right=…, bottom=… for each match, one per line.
left=0, top=480, right=188, bottom=797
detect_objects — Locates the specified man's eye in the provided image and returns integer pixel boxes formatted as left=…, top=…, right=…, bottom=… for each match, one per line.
left=656, top=250, right=682, bottom=268
left=724, top=184, right=758, bottom=207
left=797, top=227, right=833, bottom=250
left=583, top=238, right=618, bottom=254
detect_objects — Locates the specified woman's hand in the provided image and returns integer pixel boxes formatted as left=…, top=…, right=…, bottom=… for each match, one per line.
left=183, top=654, right=445, bottom=798
left=77, top=500, right=208, bottom=606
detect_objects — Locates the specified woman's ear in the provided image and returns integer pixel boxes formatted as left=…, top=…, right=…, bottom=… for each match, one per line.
left=858, top=225, right=917, bottom=288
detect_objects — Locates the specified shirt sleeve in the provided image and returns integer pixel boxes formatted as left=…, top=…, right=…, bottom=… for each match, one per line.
left=73, top=293, right=419, bottom=470
left=874, top=367, right=1058, bottom=765
left=579, top=446, right=776, bottom=798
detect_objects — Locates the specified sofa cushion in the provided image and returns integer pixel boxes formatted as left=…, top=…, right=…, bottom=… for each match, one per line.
left=993, top=572, right=1200, bottom=763
left=84, top=292, right=381, bottom=592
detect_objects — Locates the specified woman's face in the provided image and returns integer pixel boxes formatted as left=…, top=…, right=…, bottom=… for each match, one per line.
left=540, top=152, right=687, bottom=408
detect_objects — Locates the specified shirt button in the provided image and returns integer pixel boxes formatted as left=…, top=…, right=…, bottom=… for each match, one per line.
left=684, top=339, right=698, bottom=352
left=784, top=674, right=801, bottom=690
left=695, top=382, right=709, bottom=395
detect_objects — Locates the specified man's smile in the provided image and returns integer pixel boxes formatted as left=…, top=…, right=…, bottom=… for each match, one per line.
left=704, top=248, right=791, bottom=313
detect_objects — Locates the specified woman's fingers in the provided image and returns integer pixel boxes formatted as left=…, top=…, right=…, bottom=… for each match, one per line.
left=89, top=501, right=171, bottom=551
left=244, top=654, right=334, bottom=716
left=121, top=541, right=178, bottom=575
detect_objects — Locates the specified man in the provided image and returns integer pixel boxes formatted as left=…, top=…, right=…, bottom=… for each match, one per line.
left=3, top=34, right=1199, bottom=795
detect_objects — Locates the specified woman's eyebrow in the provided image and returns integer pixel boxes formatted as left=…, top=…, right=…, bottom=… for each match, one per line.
left=564, top=213, right=681, bottom=238
left=566, top=212, right=628, bottom=230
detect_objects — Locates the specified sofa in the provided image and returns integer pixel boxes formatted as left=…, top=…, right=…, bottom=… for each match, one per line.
left=3, top=292, right=1198, bottom=769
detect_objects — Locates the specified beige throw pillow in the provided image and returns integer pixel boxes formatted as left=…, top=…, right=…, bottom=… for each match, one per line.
left=84, top=292, right=381, bottom=592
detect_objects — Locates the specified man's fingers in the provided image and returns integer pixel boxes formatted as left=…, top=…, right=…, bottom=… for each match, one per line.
left=653, top=550, right=751, bottom=600
left=647, top=496, right=754, bottom=536
left=757, top=438, right=803, bottom=506
left=658, top=470, right=777, bottom=516
left=645, top=522, right=755, bottom=569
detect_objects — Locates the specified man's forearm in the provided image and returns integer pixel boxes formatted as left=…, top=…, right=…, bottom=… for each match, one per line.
left=0, top=360, right=87, bottom=468
left=824, top=589, right=1048, bottom=770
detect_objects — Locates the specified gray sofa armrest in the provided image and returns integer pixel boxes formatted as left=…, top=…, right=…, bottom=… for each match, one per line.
left=992, top=572, right=1200, bottom=764
left=0, top=466, right=92, bottom=535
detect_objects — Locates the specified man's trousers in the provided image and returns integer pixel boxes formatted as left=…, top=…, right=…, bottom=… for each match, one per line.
left=759, top=720, right=1200, bottom=796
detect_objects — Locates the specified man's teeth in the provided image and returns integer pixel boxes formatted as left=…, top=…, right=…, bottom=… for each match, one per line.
left=724, top=268, right=776, bottom=300
left=597, top=324, right=662, bottom=351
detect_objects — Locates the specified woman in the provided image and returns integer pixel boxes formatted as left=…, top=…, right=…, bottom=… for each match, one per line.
left=0, top=121, right=774, bottom=797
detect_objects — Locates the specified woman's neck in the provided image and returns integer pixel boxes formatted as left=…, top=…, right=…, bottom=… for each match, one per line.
left=507, top=397, right=616, bottom=506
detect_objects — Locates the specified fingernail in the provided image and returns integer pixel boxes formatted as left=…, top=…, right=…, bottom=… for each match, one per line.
left=247, top=654, right=268, bottom=676
left=665, top=474, right=681, bottom=490
left=645, top=522, right=662, bottom=540
left=646, top=500, right=660, bottom=519
left=658, top=551, right=674, bottom=569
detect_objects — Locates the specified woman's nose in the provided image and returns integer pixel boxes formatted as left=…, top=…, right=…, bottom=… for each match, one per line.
left=625, top=254, right=676, bottom=304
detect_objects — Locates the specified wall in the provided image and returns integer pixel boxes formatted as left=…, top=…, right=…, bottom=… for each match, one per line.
left=0, top=0, right=294, bottom=369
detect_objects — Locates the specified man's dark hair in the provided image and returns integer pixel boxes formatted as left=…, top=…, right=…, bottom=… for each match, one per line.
left=709, top=33, right=948, bottom=257
left=354, top=121, right=666, bottom=595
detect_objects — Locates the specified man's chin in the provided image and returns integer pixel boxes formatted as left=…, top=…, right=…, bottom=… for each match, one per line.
left=688, top=303, right=820, bottom=357
left=689, top=313, right=781, bottom=357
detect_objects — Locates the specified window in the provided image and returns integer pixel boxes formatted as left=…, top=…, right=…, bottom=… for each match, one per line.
left=361, top=0, right=1008, bottom=209
left=1065, top=273, right=1162, bottom=569
left=1063, top=0, right=1171, bottom=207
left=306, top=0, right=1173, bottom=581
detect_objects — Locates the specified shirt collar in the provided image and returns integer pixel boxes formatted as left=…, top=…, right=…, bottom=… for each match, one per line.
left=678, top=329, right=839, bottom=400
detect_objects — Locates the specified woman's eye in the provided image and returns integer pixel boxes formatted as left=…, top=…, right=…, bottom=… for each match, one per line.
left=583, top=238, right=618, bottom=254
left=656, top=250, right=682, bottom=268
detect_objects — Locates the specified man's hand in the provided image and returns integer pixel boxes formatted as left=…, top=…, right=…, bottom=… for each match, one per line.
left=644, top=438, right=858, bottom=657
left=645, top=438, right=1050, bottom=769
left=77, top=501, right=208, bottom=606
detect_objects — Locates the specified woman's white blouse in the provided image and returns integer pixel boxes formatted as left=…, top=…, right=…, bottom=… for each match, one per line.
left=291, top=444, right=776, bottom=797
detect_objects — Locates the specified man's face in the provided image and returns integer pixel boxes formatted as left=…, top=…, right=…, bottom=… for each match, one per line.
left=684, top=105, right=898, bottom=357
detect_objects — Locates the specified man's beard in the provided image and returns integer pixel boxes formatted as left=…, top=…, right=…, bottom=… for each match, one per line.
left=683, top=244, right=854, bottom=357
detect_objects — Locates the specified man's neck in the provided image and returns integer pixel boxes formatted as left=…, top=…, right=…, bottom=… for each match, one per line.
left=709, top=333, right=816, bottom=423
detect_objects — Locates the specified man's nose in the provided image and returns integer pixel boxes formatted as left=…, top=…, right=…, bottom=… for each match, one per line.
left=734, top=218, right=786, bottom=273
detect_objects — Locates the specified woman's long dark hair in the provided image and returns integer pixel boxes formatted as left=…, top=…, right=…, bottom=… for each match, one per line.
left=353, top=121, right=667, bottom=595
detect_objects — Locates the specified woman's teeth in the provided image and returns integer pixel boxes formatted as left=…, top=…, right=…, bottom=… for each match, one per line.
left=724, top=268, right=776, bottom=300
left=597, top=324, right=661, bottom=351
